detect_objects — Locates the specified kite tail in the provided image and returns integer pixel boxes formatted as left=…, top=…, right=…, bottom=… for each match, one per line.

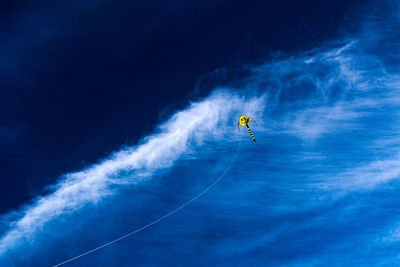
left=246, top=125, right=256, bottom=142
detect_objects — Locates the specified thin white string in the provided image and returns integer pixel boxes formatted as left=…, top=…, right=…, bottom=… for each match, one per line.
left=53, top=140, right=241, bottom=267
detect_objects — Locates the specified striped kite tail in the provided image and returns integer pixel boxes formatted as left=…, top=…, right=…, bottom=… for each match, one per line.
left=246, top=125, right=256, bottom=142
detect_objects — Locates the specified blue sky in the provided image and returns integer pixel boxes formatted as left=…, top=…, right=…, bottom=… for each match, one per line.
left=2, top=0, right=400, bottom=266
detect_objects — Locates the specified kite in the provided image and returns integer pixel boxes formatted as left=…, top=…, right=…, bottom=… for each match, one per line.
left=238, top=115, right=256, bottom=142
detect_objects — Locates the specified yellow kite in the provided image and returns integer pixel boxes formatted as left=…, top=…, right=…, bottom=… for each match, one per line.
left=238, top=115, right=256, bottom=142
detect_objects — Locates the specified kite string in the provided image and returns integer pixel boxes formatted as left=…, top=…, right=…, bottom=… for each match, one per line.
left=53, top=140, right=242, bottom=267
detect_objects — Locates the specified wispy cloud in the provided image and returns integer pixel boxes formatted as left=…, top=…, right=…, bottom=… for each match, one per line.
left=0, top=90, right=265, bottom=256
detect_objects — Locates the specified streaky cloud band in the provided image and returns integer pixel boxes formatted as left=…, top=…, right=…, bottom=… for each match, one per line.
left=0, top=90, right=265, bottom=256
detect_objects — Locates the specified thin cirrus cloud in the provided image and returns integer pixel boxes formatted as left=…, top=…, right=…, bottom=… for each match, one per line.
left=2, top=39, right=400, bottom=266
left=0, top=90, right=265, bottom=256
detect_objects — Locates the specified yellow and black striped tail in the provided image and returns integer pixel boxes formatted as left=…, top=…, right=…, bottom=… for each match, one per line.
left=246, top=125, right=256, bottom=142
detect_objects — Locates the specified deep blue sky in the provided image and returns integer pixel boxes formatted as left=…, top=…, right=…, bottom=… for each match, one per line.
left=7, top=1, right=400, bottom=267
left=0, top=0, right=361, bottom=212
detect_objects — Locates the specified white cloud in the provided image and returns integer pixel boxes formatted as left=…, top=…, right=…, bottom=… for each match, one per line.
left=0, top=90, right=265, bottom=255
